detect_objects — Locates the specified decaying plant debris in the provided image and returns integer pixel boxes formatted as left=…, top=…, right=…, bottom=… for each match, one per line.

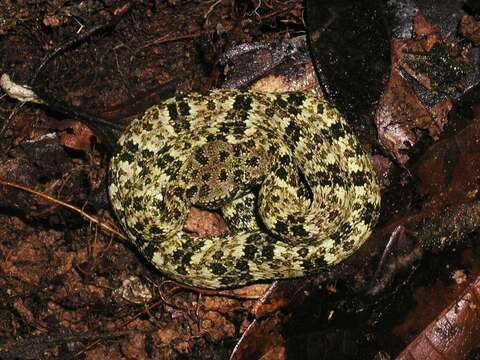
left=1, top=1, right=480, bottom=359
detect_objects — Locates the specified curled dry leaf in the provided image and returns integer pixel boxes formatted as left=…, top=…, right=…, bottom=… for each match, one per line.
left=13, top=298, right=36, bottom=325
left=211, top=283, right=269, bottom=299
left=58, top=120, right=95, bottom=153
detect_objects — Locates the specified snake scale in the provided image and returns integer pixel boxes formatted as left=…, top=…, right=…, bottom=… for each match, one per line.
left=108, top=89, right=381, bottom=289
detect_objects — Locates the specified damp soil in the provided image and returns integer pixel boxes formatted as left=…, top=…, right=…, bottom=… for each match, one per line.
left=1, top=1, right=480, bottom=360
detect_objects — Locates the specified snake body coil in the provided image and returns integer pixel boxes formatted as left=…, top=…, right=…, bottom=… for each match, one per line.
left=108, top=90, right=380, bottom=288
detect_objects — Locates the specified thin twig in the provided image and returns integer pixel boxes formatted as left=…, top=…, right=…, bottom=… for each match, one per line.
left=0, top=179, right=127, bottom=241
left=29, top=24, right=105, bottom=86
left=137, top=30, right=215, bottom=52
left=29, top=0, right=133, bottom=86
left=204, top=0, right=223, bottom=19
left=158, top=280, right=266, bottom=299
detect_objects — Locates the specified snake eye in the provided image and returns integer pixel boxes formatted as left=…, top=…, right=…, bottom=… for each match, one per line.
left=185, top=186, right=198, bottom=198
left=275, top=167, right=289, bottom=181
left=218, top=150, right=230, bottom=161
left=279, top=154, right=291, bottom=165
left=219, top=169, right=228, bottom=182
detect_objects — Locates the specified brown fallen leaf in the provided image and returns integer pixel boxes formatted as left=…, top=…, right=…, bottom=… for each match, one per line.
left=230, top=315, right=286, bottom=360
left=376, top=17, right=451, bottom=163
left=460, top=15, right=480, bottom=45
left=368, top=113, right=480, bottom=290
left=395, top=32, right=442, bottom=90
left=395, top=276, right=480, bottom=360
left=253, top=278, right=320, bottom=319
left=414, top=117, right=480, bottom=210
left=58, top=120, right=95, bottom=153
left=375, top=11, right=474, bottom=164
left=376, top=60, right=451, bottom=163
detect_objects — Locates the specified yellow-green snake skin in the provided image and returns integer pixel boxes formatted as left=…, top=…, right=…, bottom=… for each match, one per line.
left=108, top=89, right=381, bottom=289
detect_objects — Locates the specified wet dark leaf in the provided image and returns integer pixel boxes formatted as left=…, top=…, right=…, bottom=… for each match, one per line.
left=305, top=0, right=390, bottom=130
left=375, top=6, right=478, bottom=163
left=396, top=276, right=480, bottom=360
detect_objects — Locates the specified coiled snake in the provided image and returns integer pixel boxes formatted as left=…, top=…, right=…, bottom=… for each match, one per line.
left=108, top=89, right=380, bottom=288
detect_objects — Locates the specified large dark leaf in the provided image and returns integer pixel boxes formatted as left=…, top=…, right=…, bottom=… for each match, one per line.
left=305, top=0, right=391, bottom=130
left=415, top=0, right=466, bottom=37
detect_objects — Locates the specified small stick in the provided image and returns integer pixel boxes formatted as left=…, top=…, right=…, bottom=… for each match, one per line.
left=0, top=179, right=128, bottom=241
left=29, top=0, right=133, bottom=85
left=137, top=30, right=215, bottom=52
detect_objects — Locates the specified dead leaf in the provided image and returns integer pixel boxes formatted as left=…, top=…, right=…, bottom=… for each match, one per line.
left=396, top=276, right=480, bottom=360
left=58, top=121, right=94, bottom=153
left=460, top=15, right=480, bottom=45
